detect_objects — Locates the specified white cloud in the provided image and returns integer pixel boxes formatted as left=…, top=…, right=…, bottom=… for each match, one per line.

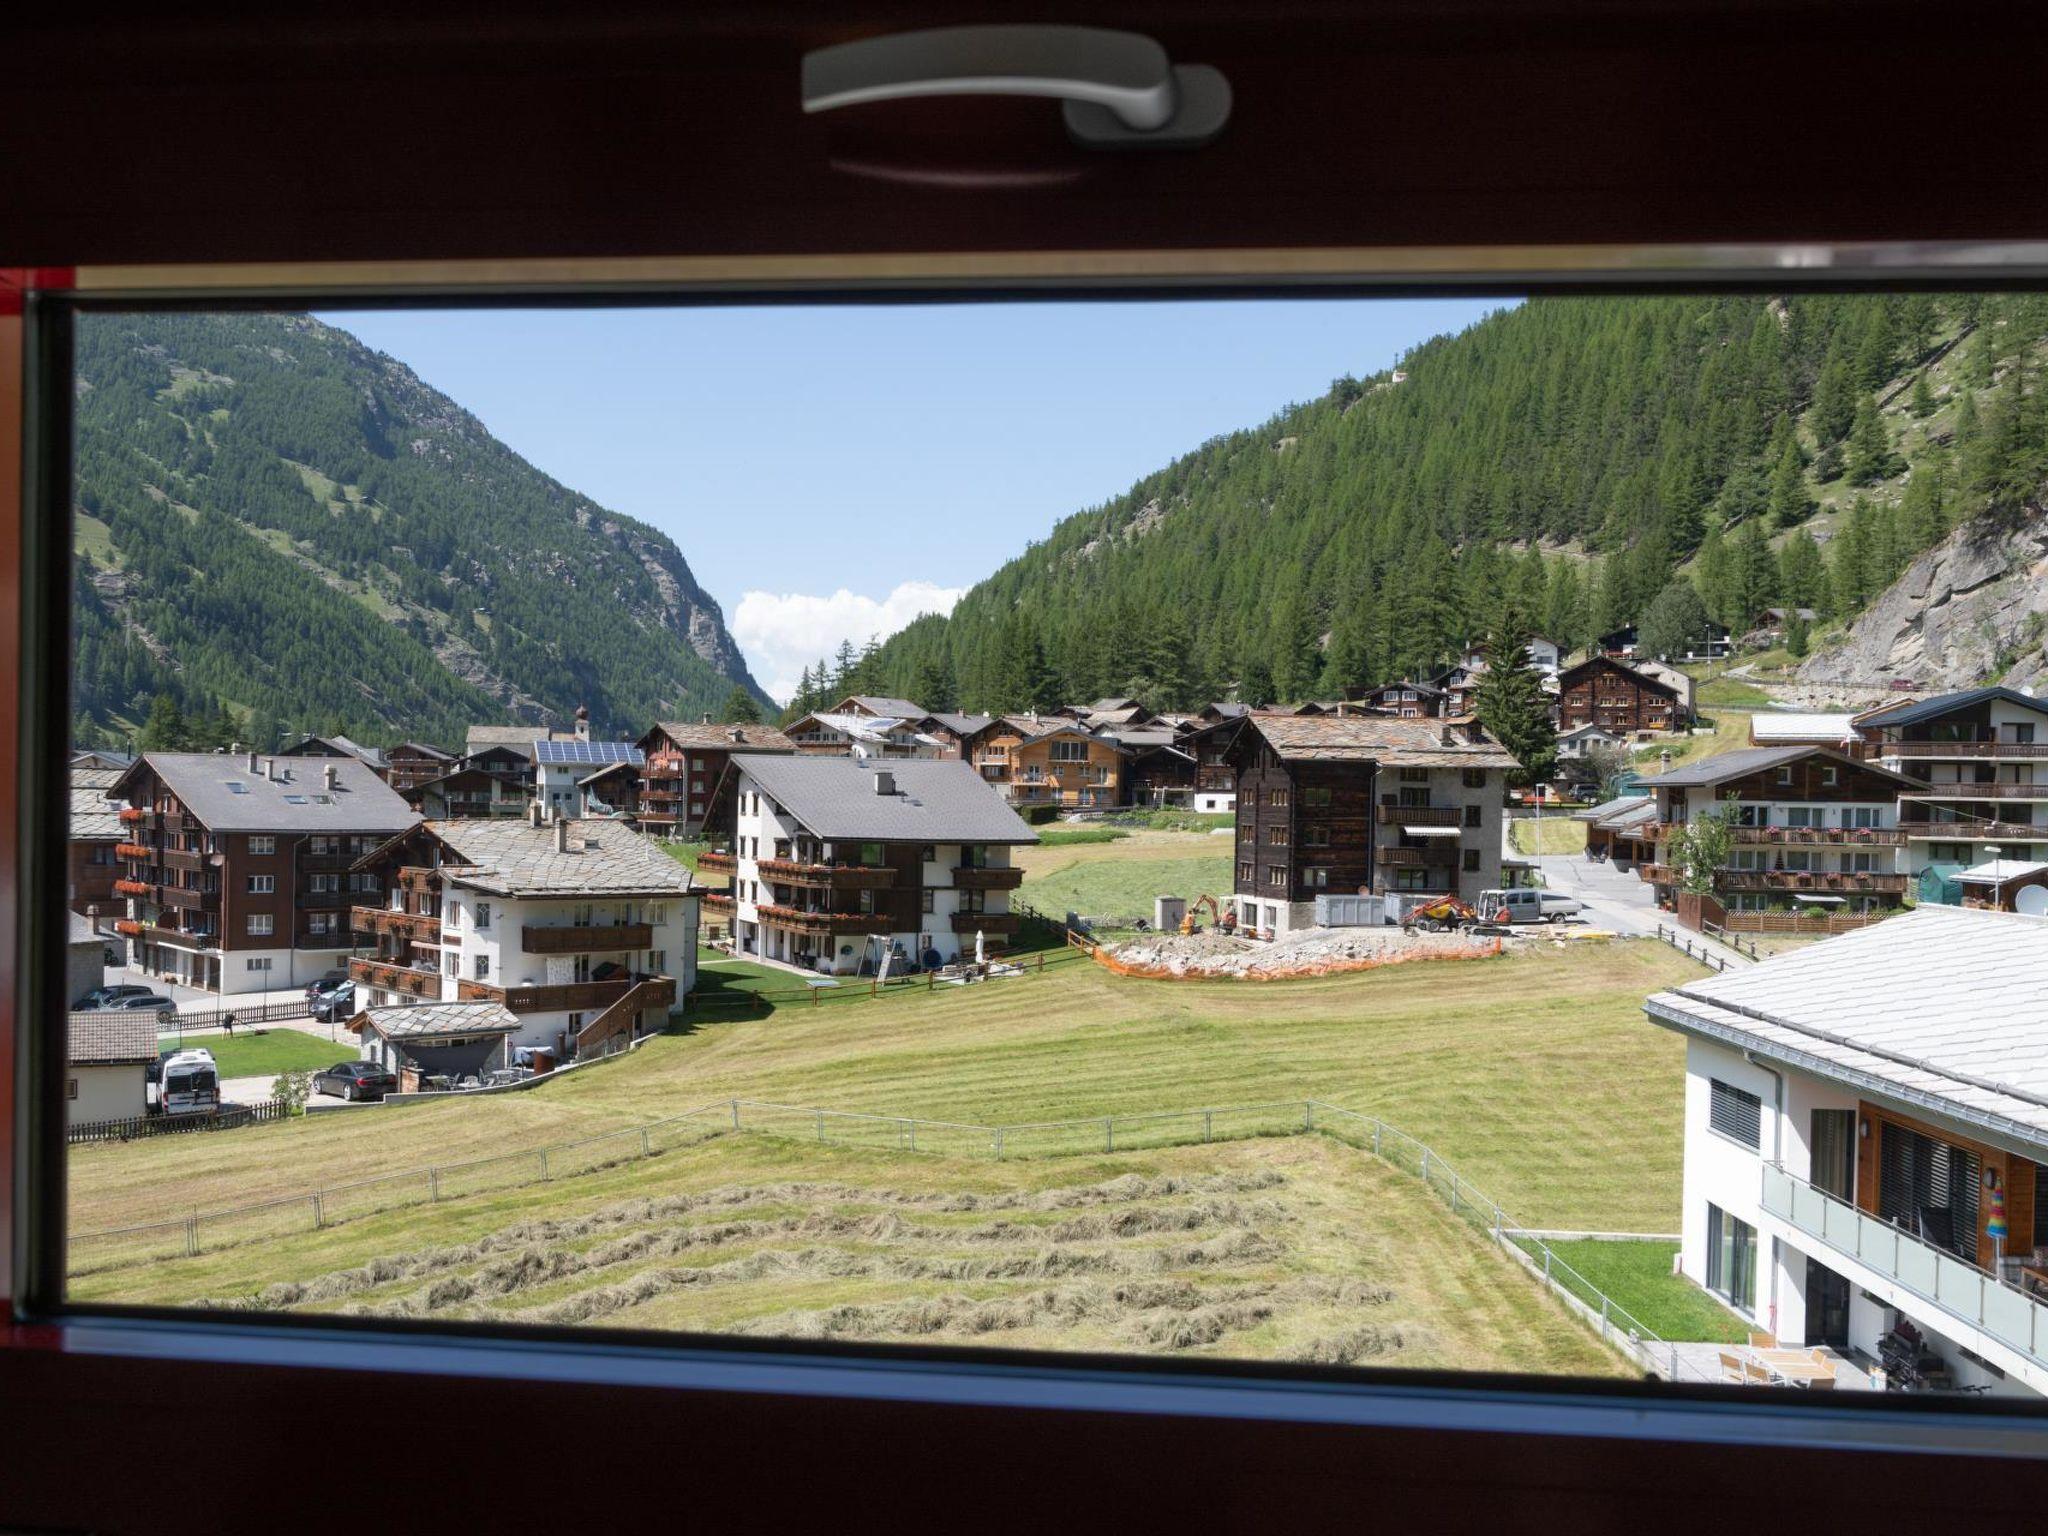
left=732, top=580, right=966, bottom=704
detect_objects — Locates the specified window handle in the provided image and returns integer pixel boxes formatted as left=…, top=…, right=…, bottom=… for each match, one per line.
left=801, top=25, right=1230, bottom=149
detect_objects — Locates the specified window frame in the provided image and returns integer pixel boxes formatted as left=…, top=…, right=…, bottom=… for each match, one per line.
left=19, top=256, right=2048, bottom=1478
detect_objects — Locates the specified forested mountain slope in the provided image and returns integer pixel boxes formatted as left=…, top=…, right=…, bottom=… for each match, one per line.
left=861, top=293, right=2048, bottom=714
left=72, top=312, right=767, bottom=749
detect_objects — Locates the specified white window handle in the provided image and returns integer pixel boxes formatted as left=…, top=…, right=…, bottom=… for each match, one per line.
left=801, top=25, right=1230, bottom=149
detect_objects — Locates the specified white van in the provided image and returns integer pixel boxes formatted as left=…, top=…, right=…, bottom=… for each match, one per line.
left=146, top=1048, right=220, bottom=1117
left=1477, top=888, right=1583, bottom=925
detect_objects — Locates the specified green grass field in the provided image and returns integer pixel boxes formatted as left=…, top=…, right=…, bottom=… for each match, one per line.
left=1509, top=818, right=1588, bottom=856
left=1697, top=676, right=1772, bottom=708
left=1016, top=828, right=1232, bottom=923
left=1034, top=825, right=1130, bottom=847
left=155, top=1030, right=353, bottom=1080
left=1532, top=1239, right=1745, bottom=1343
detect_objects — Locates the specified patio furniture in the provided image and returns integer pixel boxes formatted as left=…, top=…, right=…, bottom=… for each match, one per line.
left=1747, top=1330, right=1776, bottom=1349
left=1743, top=1357, right=1771, bottom=1386
left=1717, top=1351, right=1745, bottom=1384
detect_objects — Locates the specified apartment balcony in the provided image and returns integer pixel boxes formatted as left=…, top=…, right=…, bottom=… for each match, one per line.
left=155, top=884, right=222, bottom=913
left=125, top=921, right=216, bottom=952
left=1377, top=805, right=1462, bottom=827
left=398, top=866, right=438, bottom=893
left=456, top=975, right=640, bottom=1013
left=760, top=857, right=897, bottom=890
left=1652, top=824, right=1910, bottom=847
left=114, top=842, right=153, bottom=861
left=1899, top=820, right=2042, bottom=841
left=701, top=891, right=734, bottom=913
left=522, top=921, right=653, bottom=954
left=160, top=846, right=212, bottom=872
left=1899, top=782, right=2048, bottom=799
left=951, top=865, right=1024, bottom=891
left=112, top=878, right=151, bottom=898
left=1713, top=870, right=1910, bottom=895
left=950, top=911, right=1021, bottom=935
left=299, top=889, right=355, bottom=910
left=352, top=905, right=444, bottom=944
left=1376, top=845, right=1459, bottom=868
left=695, top=849, right=737, bottom=876
left=755, top=904, right=894, bottom=936
left=1637, top=863, right=1677, bottom=884
left=1759, top=1164, right=2048, bottom=1394
left=1872, top=741, right=2048, bottom=761
left=300, top=850, right=355, bottom=872
left=349, top=956, right=443, bottom=1000
left=117, top=807, right=147, bottom=825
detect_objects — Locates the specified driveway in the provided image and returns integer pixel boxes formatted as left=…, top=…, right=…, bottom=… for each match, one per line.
left=1529, top=851, right=1754, bottom=970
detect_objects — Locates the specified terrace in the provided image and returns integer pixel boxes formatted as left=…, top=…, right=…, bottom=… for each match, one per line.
left=951, top=865, right=1024, bottom=890
left=349, top=956, right=443, bottom=999
left=758, top=857, right=896, bottom=890
left=352, top=905, right=444, bottom=944
left=456, top=974, right=661, bottom=1013
left=696, top=849, right=737, bottom=876
left=755, top=904, right=894, bottom=937
left=522, top=922, right=653, bottom=954
left=1712, top=871, right=1910, bottom=895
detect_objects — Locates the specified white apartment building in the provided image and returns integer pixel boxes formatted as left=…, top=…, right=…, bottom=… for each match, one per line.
left=703, top=756, right=1036, bottom=975
left=350, top=812, right=696, bottom=1060
left=783, top=711, right=945, bottom=759
left=1648, top=907, right=2048, bottom=1397
left=1852, top=686, right=2048, bottom=900
left=532, top=738, right=645, bottom=819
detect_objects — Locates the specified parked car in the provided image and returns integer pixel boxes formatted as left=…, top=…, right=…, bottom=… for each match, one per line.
left=1477, top=888, right=1584, bottom=925
left=90, top=992, right=176, bottom=1024
left=312, top=1059, right=399, bottom=1102
left=304, top=972, right=350, bottom=1004
left=72, top=983, right=153, bottom=1011
left=311, top=981, right=358, bottom=1024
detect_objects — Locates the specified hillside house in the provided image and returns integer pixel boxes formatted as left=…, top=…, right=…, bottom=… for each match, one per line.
left=1556, top=655, right=1684, bottom=735
left=406, top=747, right=533, bottom=819
left=106, top=751, right=420, bottom=995
left=71, top=748, right=134, bottom=772
left=1574, top=793, right=1659, bottom=864
left=635, top=720, right=797, bottom=838
left=1181, top=717, right=1240, bottom=813
left=1631, top=658, right=1697, bottom=723
left=578, top=759, right=642, bottom=820
left=465, top=707, right=592, bottom=765
left=66, top=1008, right=153, bottom=1127
left=280, top=734, right=391, bottom=779
left=1118, top=731, right=1198, bottom=806
left=917, top=713, right=994, bottom=761
left=785, top=711, right=943, bottom=759
left=350, top=812, right=694, bottom=1060
left=1646, top=908, right=2048, bottom=1396
left=1849, top=686, right=2048, bottom=904
left=533, top=739, right=644, bottom=820
left=1556, top=722, right=1625, bottom=761
left=1595, top=624, right=1639, bottom=660
left=1223, top=714, right=1515, bottom=938
left=1429, top=663, right=1485, bottom=716
left=828, top=694, right=928, bottom=720
left=383, top=741, right=458, bottom=794
left=702, top=756, right=1035, bottom=975
left=1634, top=746, right=1925, bottom=925
left=1353, top=680, right=1449, bottom=719
left=69, top=764, right=124, bottom=924
left=967, top=715, right=1125, bottom=809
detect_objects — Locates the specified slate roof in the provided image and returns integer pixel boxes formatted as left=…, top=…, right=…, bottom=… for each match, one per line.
left=423, top=818, right=697, bottom=898
left=1572, top=793, right=1654, bottom=824
left=840, top=696, right=926, bottom=719
left=1857, top=685, right=2048, bottom=731
left=645, top=721, right=796, bottom=753
left=70, top=749, right=133, bottom=770
left=466, top=725, right=578, bottom=759
left=1086, top=697, right=1143, bottom=713
left=1237, top=713, right=1520, bottom=769
left=68, top=1008, right=157, bottom=1066
left=1634, top=744, right=1923, bottom=791
left=71, top=766, right=124, bottom=842
left=1555, top=654, right=1684, bottom=697
left=112, top=753, right=421, bottom=834
left=732, top=757, right=1039, bottom=844
left=282, top=734, right=389, bottom=770
left=926, top=713, right=995, bottom=737
left=1645, top=907, right=2048, bottom=1152
left=350, top=1001, right=522, bottom=1040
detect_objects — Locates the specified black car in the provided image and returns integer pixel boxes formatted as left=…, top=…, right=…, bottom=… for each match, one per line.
left=310, top=981, right=358, bottom=1024
left=312, top=1059, right=399, bottom=1102
left=304, top=972, right=350, bottom=1005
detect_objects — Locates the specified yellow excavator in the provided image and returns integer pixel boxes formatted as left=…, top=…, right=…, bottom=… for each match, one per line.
left=1406, top=894, right=1480, bottom=932
left=1179, top=894, right=1236, bottom=936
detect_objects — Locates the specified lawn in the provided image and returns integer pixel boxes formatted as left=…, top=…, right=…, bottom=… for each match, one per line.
left=663, top=840, right=712, bottom=874
left=1634, top=711, right=1756, bottom=772
left=1531, top=1238, right=1746, bottom=1344
left=1697, top=676, right=1772, bottom=708
left=1016, top=827, right=1233, bottom=924
left=1509, top=818, right=1587, bottom=856
left=1034, top=825, right=1129, bottom=847
left=73, top=939, right=1706, bottom=1243
left=155, top=1029, right=352, bottom=1080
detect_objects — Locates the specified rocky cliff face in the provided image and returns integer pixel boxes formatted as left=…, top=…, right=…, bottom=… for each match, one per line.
left=1798, top=506, right=2048, bottom=695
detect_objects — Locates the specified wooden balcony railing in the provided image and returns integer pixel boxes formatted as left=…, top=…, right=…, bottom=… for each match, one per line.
left=1637, top=863, right=1677, bottom=883
left=160, top=846, right=210, bottom=871
left=1899, top=782, right=2048, bottom=799
left=1715, top=870, right=1911, bottom=895
left=1376, top=805, right=1462, bottom=827
left=155, top=885, right=222, bottom=913
left=522, top=922, right=652, bottom=954
left=951, top=865, right=1024, bottom=890
left=1376, top=845, right=1459, bottom=868
left=1869, top=740, right=2048, bottom=760
left=695, top=850, right=737, bottom=875
left=755, top=904, right=894, bottom=936
left=124, top=921, right=215, bottom=950
left=1651, top=824, right=1910, bottom=846
left=759, top=857, right=896, bottom=890
left=700, top=891, right=734, bottom=911
left=456, top=975, right=640, bottom=1013
left=398, top=866, right=438, bottom=892
left=349, top=956, right=444, bottom=999
left=573, top=975, right=678, bottom=1054
left=950, top=911, right=1021, bottom=935
left=352, top=905, right=443, bottom=944
left=1899, top=820, right=2042, bottom=840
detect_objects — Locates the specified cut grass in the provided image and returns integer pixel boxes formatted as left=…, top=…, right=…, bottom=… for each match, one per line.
left=1532, top=1239, right=1746, bottom=1343
left=155, top=1030, right=353, bottom=1080
left=1697, top=676, right=1772, bottom=708
left=1017, top=828, right=1231, bottom=922
left=74, top=939, right=1707, bottom=1241
left=1509, top=818, right=1588, bottom=856
left=1034, top=825, right=1130, bottom=847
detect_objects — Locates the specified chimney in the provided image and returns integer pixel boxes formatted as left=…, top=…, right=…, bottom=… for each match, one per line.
left=1440, top=725, right=1454, bottom=747
left=701, top=712, right=712, bottom=725
left=246, top=751, right=259, bottom=773
left=262, top=757, right=275, bottom=781
left=322, top=764, right=338, bottom=791
left=555, top=817, right=572, bottom=852
left=728, top=727, right=743, bottom=743
left=874, top=770, right=896, bottom=796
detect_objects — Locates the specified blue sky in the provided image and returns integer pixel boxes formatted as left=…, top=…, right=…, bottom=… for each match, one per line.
left=321, top=298, right=1506, bottom=699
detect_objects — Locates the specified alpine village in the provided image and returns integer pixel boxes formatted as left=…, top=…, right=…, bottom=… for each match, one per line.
left=61, top=294, right=2048, bottom=1400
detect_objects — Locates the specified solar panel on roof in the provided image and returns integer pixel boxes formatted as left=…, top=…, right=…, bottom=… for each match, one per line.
left=533, top=740, right=644, bottom=766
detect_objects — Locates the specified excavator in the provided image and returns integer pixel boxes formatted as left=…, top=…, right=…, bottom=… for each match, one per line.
left=1179, top=894, right=1237, bottom=937
left=1405, top=894, right=1481, bottom=933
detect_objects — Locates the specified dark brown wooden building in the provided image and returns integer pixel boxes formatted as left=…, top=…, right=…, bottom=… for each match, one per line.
left=635, top=720, right=797, bottom=838
left=1556, top=655, right=1683, bottom=735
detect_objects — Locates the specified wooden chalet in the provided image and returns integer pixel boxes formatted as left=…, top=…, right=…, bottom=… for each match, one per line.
left=634, top=719, right=797, bottom=839
left=1555, top=654, right=1684, bottom=735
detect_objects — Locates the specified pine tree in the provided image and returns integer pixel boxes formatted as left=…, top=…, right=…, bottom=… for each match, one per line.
left=1237, top=655, right=1275, bottom=709
left=1473, top=604, right=1556, bottom=788
left=136, top=692, right=187, bottom=751
left=1843, top=395, right=1898, bottom=486
left=1909, top=371, right=1937, bottom=419
left=720, top=685, right=762, bottom=724
left=1786, top=613, right=1811, bottom=659
left=1269, top=594, right=1322, bottom=703
left=1900, top=462, right=1949, bottom=550
left=1766, top=422, right=1814, bottom=528
left=1811, top=350, right=1857, bottom=445
left=1776, top=530, right=1828, bottom=611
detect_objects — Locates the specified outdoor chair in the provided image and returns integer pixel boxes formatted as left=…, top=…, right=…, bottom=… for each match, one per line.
left=1747, top=1331, right=1776, bottom=1349
left=1743, top=1358, right=1772, bottom=1386
left=1716, top=1351, right=1744, bottom=1383
left=1802, top=1375, right=1836, bottom=1391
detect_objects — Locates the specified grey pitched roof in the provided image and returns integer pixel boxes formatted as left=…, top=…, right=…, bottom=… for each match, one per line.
left=1635, top=744, right=1923, bottom=791
left=69, top=912, right=102, bottom=947
left=645, top=721, right=797, bottom=753
left=733, top=757, right=1040, bottom=844
left=71, top=749, right=133, bottom=770
left=114, top=753, right=421, bottom=834
left=466, top=725, right=578, bottom=759
left=351, top=1000, right=522, bottom=1040
left=1572, top=793, right=1653, bottom=824
left=71, top=766, right=124, bottom=841
left=1240, top=713, right=1520, bottom=769
left=1646, top=907, right=2048, bottom=1152
left=927, top=713, right=994, bottom=737
left=1860, top=685, right=2048, bottom=730
left=69, top=1008, right=157, bottom=1066
left=425, top=817, right=697, bottom=898
left=282, top=734, right=389, bottom=770
left=840, top=695, right=926, bottom=719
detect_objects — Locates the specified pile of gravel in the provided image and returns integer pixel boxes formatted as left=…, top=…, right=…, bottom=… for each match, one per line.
left=1100, top=925, right=1495, bottom=979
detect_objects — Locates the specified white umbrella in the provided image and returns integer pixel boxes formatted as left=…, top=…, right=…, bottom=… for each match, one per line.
left=975, top=929, right=985, bottom=965
left=875, top=944, right=893, bottom=987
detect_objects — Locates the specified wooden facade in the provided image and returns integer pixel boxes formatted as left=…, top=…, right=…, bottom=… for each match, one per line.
left=384, top=742, right=457, bottom=794
left=635, top=722, right=795, bottom=838
left=970, top=719, right=1124, bottom=808
left=1556, top=655, right=1681, bottom=734
left=1125, top=743, right=1196, bottom=804
left=1854, top=1101, right=2041, bottom=1275
left=1226, top=733, right=1376, bottom=909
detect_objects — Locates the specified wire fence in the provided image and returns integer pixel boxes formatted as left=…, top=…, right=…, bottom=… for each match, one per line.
left=66, top=1089, right=1715, bottom=1379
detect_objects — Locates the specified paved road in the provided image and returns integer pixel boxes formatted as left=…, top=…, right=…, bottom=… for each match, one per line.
left=1531, top=851, right=1753, bottom=970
